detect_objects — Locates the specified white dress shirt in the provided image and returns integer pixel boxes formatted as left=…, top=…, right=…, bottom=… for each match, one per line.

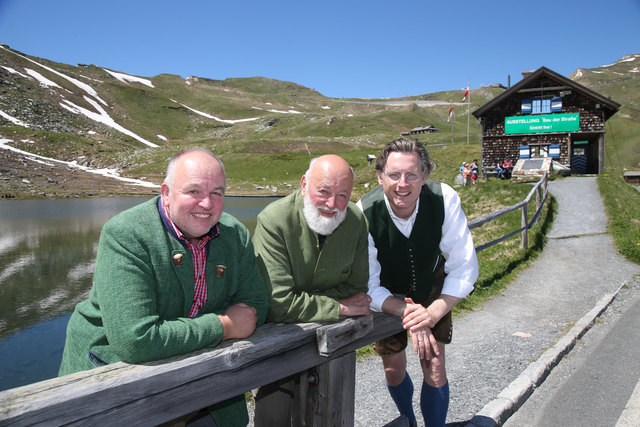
left=357, top=182, right=479, bottom=312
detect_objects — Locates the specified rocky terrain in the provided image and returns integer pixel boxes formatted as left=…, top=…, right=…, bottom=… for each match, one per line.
left=0, top=147, right=159, bottom=199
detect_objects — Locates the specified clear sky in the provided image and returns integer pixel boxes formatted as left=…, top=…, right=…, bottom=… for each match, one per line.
left=1, top=0, right=638, bottom=99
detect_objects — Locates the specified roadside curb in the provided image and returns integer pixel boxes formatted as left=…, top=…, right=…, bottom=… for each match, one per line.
left=466, top=282, right=627, bottom=427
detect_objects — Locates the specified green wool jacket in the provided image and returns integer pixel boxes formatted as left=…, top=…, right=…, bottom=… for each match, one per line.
left=58, top=196, right=269, bottom=426
left=252, top=190, right=369, bottom=323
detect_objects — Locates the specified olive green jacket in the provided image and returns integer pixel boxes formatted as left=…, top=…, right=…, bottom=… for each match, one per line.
left=253, top=190, right=369, bottom=323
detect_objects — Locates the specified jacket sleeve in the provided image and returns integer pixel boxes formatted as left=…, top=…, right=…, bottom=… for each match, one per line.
left=253, top=213, right=342, bottom=323
left=95, top=219, right=225, bottom=363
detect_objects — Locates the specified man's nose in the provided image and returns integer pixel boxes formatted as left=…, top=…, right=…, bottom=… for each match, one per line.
left=324, top=196, right=336, bottom=209
left=200, top=196, right=214, bottom=209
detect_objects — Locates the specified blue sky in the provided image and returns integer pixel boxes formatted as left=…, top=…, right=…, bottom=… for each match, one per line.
left=1, top=0, right=638, bottom=99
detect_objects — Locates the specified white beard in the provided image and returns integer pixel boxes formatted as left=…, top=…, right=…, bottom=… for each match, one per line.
left=302, top=191, right=347, bottom=236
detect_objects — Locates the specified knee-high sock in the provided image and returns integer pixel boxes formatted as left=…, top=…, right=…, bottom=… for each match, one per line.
left=386, top=373, right=415, bottom=424
left=420, top=381, right=449, bottom=427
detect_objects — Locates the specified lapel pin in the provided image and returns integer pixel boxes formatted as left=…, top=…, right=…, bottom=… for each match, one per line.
left=216, top=265, right=227, bottom=277
left=172, top=253, right=183, bottom=267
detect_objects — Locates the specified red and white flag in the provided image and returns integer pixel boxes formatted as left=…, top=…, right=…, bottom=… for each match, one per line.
left=447, top=104, right=454, bottom=122
left=462, top=83, right=470, bottom=103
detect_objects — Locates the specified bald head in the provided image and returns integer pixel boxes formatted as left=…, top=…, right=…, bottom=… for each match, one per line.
left=305, top=154, right=354, bottom=190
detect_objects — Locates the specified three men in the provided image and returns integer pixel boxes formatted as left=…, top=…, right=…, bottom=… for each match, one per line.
left=252, top=154, right=371, bottom=425
left=358, top=138, right=478, bottom=427
left=59, top=148, right=269, bottom=426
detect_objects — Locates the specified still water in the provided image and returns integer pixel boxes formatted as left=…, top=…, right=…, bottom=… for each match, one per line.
left=0, top=195, right=278, bottom=391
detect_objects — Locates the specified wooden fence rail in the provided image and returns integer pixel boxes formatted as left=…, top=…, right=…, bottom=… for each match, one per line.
left=469, top=172, right=549, bottom=252
left=0, top=313, right=402, bottom=427
left=0, top=174, right=551, bottom=426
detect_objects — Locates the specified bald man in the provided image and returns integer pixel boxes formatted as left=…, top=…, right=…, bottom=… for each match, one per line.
left=252, top=154, right=371, bottom=425
left=59, top=148, right=269, bottom=427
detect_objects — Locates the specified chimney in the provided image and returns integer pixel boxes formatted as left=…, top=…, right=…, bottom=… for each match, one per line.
left=521, top=70, right=535, bottom=79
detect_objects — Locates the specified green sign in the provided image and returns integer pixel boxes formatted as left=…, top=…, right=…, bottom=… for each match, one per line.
left=505, top=113, right=580, bottom=134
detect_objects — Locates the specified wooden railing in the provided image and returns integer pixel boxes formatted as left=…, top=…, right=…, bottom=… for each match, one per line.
left=0, top=174, right=551, bottom=426
left=469, top=172, right=549, bottom=251
left=0, top=313, right=403, bottom=426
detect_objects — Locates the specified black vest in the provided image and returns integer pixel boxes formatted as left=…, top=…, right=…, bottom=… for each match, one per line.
left=360, top=182, right=445, bottom=302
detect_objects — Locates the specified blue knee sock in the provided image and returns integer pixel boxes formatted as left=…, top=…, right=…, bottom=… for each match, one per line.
left=386, top=373, right=416, bottom=425
left=420, top=381, right=449, bottom=427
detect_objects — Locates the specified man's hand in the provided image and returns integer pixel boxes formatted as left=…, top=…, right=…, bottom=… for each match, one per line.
left=338, top=292, right=372, bottom=316
left=409, top=326, right=439, bottom=360
left=218, top=303, right=258, bottom=340
left=401, top=297, right=436, bottom=330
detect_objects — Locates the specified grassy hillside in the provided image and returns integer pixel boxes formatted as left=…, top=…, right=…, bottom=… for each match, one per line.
left=1, top=43, right=638, bottom=198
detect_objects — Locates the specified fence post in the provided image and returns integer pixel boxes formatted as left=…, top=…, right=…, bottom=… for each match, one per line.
left=521, top=203, right=528, bottom=249
left=293, top=352, right=356, bottom=426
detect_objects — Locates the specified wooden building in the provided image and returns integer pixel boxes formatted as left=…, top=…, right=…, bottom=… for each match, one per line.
left=401, top=125, right=439, bottom=136
left=473, top=67, right=620, bottom=174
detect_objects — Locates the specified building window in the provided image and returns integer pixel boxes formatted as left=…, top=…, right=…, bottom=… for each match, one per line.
left=532, top=98, right=551, bottom=114
left=522, top=97, right=562, bottom=114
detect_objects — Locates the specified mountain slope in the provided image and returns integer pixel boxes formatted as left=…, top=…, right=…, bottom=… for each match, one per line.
left=1, top=43, right=638, bottom=198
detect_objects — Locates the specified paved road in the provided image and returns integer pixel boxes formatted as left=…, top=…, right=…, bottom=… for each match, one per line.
left=504, top=277, right=640, bottom=426
left=353, top=176, right=640, bottom=426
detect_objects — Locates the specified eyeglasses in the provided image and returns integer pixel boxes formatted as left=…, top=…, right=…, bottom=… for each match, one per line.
left=383, top=171, right=422, bottom=183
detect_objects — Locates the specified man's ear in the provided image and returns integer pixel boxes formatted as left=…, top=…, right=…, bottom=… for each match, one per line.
left=300, top=175, right=307, bottom=196
left=376, top=171, right=384, bottom=186
left=161, top=183, right=170, bottom=203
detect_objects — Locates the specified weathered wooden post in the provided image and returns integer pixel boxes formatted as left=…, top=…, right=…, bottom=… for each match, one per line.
left=291, top=315, right=373, bottom=426
left=521, top=203, right=528, bottom=249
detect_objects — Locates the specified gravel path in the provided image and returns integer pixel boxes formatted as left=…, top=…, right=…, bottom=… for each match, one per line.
left=353, top=176, right=640, bottom=426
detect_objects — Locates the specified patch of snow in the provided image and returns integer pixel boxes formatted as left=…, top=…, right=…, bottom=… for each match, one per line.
left=0, top=44, right=108, bottom=106
left=180, top=103, right=260, bottom=124
left=0, top=137, right=160, bottom=188
left=60, top=96, right=159, bottom=147
left=2, top=65, right=30, bottom=79
left=0, top=110, right=30, bottom=127
left=88, top=130, right=96, bottom=135
left=321, top=106, right=330, bottom=110
left=103, top=69, right=155, bottom=88
left=348, top=114, right=354, bottom=117
left=24, top=68, right=62, bottom=88
left=258, top=108, right=303, bottom=114
left=592, top=70, right=604, bottom=74
left=265, top=102, right=273, bottom=105
left=631, top=68, right=639, bottom=73
left=157, top=134, right=167, bottom=141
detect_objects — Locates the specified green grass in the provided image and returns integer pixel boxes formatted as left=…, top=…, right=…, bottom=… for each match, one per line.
left=598, top=173, right=640, bottom=264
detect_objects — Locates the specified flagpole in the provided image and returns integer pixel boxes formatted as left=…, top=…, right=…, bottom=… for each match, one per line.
left=450, top=103, right=454, bottom=144
left=467, top=78, right=470, bottom=145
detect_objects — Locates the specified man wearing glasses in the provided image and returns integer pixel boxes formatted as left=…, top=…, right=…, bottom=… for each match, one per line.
left=358, top=138, right=478, bottom=427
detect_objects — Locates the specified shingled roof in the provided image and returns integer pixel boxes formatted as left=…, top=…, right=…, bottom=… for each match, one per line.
left=473, top=66, right=620, bottom=120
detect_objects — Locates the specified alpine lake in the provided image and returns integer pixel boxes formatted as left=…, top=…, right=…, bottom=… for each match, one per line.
left=0, top=195, right=278, bottom=391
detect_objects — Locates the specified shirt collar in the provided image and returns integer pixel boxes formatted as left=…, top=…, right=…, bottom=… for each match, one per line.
left=383, top=193, right=420, bottom=224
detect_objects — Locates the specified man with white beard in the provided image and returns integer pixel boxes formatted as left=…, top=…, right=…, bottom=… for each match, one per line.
left=252, top=154, right=371, bottom=426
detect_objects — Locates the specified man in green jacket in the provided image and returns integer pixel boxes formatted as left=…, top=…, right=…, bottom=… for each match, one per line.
left=59, top=148, right=269, bottom=427
left=252, top=154, right=371, bottom=426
